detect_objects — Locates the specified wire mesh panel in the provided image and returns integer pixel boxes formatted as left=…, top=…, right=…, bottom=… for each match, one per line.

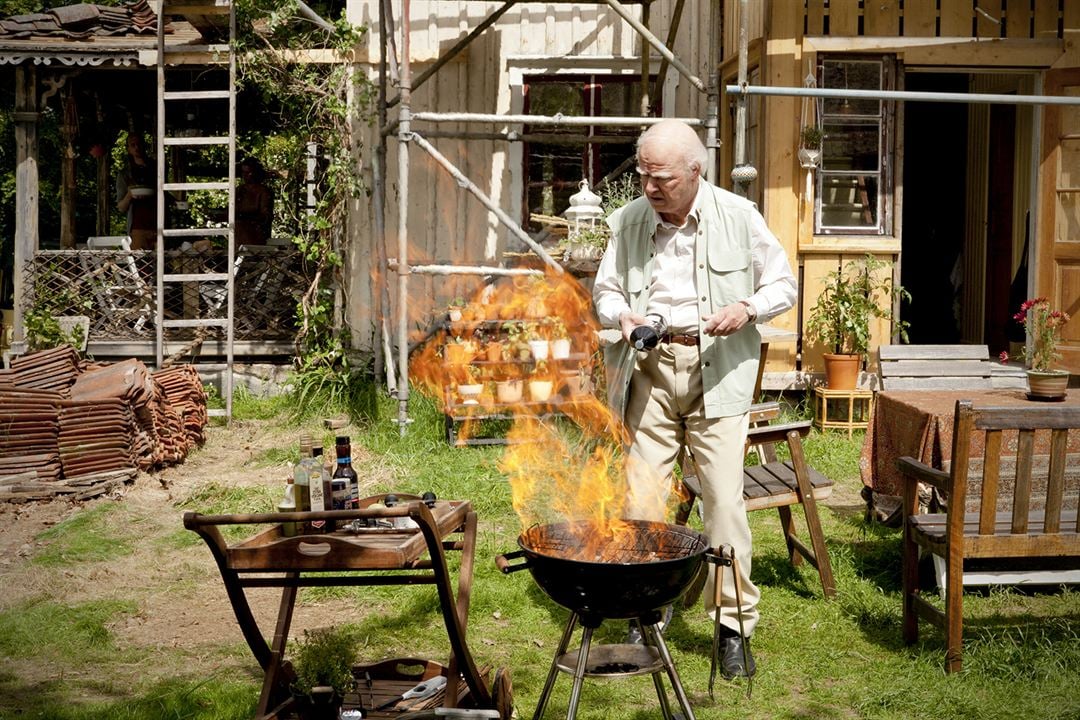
left=23, top=248, right=303, bottom=343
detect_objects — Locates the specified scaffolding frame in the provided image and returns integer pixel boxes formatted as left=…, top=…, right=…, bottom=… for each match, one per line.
left=373, top=0, right=723, bottom=434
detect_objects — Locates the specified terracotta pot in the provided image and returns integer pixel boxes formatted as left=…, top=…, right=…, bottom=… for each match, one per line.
left=562, top=372, right=590, bottom=396
left=485, top=342, right=504, bottom=363
left=823, top=353, right=861, bottom=390
left=1026, top=369, right=1069, bottom=399
left=496, top=379, right=523, bottom=404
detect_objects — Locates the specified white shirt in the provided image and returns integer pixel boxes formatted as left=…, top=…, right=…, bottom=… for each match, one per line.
left=593, top=184, right=797, bottom=330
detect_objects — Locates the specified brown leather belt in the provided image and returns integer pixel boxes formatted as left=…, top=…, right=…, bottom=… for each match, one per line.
left=660, top=333, right=699, bottom=346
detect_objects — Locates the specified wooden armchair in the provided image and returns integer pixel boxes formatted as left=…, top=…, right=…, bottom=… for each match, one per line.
left=898, top=400, right=1080, bottom=673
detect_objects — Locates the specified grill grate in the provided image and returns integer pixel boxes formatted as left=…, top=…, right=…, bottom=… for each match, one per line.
left=522, top=521, right=706, bottom=564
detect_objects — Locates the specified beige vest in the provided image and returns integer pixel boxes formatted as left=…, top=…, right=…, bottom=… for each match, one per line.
left=601, top=182, right=761, bottom=419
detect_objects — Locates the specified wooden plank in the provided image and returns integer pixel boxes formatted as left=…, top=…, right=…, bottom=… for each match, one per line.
left=976, top=0, right=1003, bottom=38
left=863, top=0, right=899, bottom=37
left=938, top=0, right=971, bottom=37
left=904, top=0, right=938, bottom=37
left=1006, top=0, right=1032, bottom=39
left=878, top=344, right=989, bottom=361
left=828, top=0, right=859, bottom=36
left=1034, top=0, right=1060, bottom=39
left=1012, top=429, right=1035, bottom=533
left=800, top=254, right=840, bottom=374
left=805, top=0, right=826, bottom=36
left=868, top=252, right=894, bottom=353
left=978, top=430, right=1002, bottom=534
left=1044, top=427, right=1068, bottom=533
left=879, top=360, right=990, bottom=378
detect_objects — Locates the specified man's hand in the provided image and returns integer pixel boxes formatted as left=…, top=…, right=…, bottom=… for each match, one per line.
left=619, top=311, right=649, bottom=345
left=703, top=303, right=750, bottom=337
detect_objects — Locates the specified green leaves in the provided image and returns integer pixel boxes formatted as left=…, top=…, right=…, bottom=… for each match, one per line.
left=805, top=254, right=910, bottom=356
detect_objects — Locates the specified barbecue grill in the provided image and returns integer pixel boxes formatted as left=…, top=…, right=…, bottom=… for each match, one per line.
left=497, top=519, right=710, bottom=720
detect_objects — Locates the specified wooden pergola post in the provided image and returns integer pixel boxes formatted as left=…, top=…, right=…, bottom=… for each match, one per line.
left=12, top=64, right=39, bottom=351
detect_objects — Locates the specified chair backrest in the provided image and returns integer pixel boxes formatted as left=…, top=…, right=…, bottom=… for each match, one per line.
left=948, top=399, right=1080, bottom=550
left=878, top=344, right=992, bottom=390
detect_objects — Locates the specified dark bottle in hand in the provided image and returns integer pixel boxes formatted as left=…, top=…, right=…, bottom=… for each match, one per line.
left=630, top=314, right=668, bottom=351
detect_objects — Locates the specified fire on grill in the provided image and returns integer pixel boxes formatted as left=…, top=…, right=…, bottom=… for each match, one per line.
left=497, top=519, right=710, bottom=623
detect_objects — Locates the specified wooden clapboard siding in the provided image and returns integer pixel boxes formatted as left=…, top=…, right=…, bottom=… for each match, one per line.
left=863, top=0, right=899, bottom=37
left=904, top=0, right=937, bottom=38
left=805, top=0, right=825, bottom=37
left=829, top=0, right=859, bottom=37
left=976, top=1, right=1002, bottom=38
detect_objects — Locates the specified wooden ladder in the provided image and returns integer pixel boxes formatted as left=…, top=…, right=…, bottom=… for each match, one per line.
left=155, top=0, right=237, bottom=419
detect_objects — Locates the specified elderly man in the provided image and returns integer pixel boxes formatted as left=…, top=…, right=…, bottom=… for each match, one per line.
left=593, top=119, right=796, bottom=679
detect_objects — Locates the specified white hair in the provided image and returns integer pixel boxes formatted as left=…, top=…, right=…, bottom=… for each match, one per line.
left=637, top=120, right=709, bottom=177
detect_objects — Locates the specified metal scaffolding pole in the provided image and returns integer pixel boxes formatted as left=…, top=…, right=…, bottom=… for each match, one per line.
left=380, top=0, right=716, bottom=435
left=725, top=84, right=1080, bottom=107
left=731, top=0, right=751, bottom=197
left=396, top=0, right=412, bottom=435
left=410, top=131, right=563, bottom=272
left=602, top=0, right=705, bottom=93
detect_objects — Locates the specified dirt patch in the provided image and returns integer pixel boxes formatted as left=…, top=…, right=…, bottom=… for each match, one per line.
left=0, top=417, right=397, bottom=692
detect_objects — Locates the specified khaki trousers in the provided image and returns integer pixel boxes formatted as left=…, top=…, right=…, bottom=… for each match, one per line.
left=624, top=342, right=760, bottom=635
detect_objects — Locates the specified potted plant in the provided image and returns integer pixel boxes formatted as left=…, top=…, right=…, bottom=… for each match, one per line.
left=525, top=322, right=550, bottom=362
left=561, top=365, right=591, bottom=397
left=502, top=321, right=531, bottom=361
left=495, top=372, right=524, bottom=404
left=290, top=627, right=357, bottom=720
left=444, top=336, right=472, bottom=365
left=446, top=297, right=465, bottom=323
left=545, top=317, right=572, bottom=359
left=484, top=334, right=505, bottom=363
left=804, top=254, right=910, bottom=390
left=798, top=125, right=824, bottom=169
left=457, top=364, right=484, bottom=403
left=1000, top=297, right=1071, bottom=399
left=528, top=360, right=554, bottom=402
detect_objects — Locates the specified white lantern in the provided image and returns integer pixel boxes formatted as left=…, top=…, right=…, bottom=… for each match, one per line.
left=564, top=179, right=603, bottom=238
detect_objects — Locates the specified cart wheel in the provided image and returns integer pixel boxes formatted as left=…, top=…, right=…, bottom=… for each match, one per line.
left=493, top=666, right=513, bottom=720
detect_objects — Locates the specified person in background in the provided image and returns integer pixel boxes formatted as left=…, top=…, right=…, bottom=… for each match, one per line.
left=115, top=133, right=156, bottom=250
left=235, top=157, right=273, bottom=246
left=592, top=119, right=797, bottom=680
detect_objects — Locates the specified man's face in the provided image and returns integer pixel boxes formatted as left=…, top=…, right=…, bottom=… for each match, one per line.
left=636, top=141, right=699, bottom=221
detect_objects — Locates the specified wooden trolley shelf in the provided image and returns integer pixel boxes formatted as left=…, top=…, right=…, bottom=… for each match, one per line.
left=184, top=497, right=509, bottom=719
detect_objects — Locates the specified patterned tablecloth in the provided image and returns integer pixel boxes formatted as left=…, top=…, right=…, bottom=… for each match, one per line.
left=859, top=388, right=1080, bottom=517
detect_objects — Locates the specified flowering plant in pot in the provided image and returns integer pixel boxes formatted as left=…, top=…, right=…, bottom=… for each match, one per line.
left=525, top=322, right=550, bottom=361
left=1000, top=297, right=1071, bottom=398
left=290, top=627, right=357, bottom=720
left=544, top=317, right=572, bottom=359
left=528, top=361, right=554, bottom=402
left=804, top=254, right=910, bottom=389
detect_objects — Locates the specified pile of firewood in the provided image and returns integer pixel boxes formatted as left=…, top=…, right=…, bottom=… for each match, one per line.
left=0, top=346, right=209, bottom=503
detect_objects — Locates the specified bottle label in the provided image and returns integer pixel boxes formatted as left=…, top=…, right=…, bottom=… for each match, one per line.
left=337, top=457, right=351, bottom=464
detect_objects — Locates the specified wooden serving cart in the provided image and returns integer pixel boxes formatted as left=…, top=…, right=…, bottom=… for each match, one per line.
left=184, top=496, right=510, bottom=719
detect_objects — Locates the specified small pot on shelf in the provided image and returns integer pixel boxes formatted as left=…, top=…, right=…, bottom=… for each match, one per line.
left=551, top=338, right=571, bottom=360
left=528, top=339, right=550, bottom=362
left=528, top=379, right=554, bottom=402
left=458, top=383, right=484, bottom=404
left=496, top=378, right=524, bottom=404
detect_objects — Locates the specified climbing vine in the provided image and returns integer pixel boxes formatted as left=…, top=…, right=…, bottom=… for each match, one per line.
left=233, top=0, right=375, bottom=385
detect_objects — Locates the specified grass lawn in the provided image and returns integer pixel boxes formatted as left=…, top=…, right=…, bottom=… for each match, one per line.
left=0, top=385, right=1077, bottom=719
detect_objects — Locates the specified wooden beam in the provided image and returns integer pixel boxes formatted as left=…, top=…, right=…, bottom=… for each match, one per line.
left=803, top=37, right=1063, bottom=67
left=13, top=64, right=37, bottom=349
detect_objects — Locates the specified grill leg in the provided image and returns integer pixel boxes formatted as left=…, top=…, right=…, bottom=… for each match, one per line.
left=649, top=659, right=674, bottom=720
left=565, top=625, right=594, bottom=720
left=644, top=622, right=696, bottom=720
left=532, top=612, right=578, bottom=720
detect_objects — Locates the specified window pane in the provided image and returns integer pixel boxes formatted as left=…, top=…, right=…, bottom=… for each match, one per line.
left=819, top=174, right=879, bottom=229
left=528, top=83, right=584, bottom=117
left=821, top=59, right=882, bottom=116
left=822, top=121, right=880, bottom=172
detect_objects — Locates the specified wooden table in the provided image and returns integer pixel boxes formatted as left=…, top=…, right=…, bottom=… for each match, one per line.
left=860, top=389, right=1080, bottom=585
left=184, top=497, right=504, bottom=719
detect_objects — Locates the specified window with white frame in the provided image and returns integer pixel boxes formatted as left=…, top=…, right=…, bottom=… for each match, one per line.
left=815, top=56, right=895, bottom=235
left=523, top=75, right=653, bottom=231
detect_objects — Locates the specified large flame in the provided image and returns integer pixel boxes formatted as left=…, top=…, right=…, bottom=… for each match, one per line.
left=410, top=268, right=669, bottom=549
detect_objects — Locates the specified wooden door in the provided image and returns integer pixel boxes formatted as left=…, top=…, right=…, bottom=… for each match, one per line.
left=1037, top=68, right=1080, bottom=372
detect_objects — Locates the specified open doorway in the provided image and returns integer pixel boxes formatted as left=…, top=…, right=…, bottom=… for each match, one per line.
left=900, top=72, right=968, bottom=344
left=900, top=71, right=1032, bottom=354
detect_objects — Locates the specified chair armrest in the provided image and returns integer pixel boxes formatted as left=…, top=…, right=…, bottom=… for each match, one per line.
left=896, top=456, right=949, bottom=492
left=747, top=420, right=811, bottom=446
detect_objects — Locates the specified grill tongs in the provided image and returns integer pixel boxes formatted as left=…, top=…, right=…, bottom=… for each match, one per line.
left=707, top=545, right=752, bottom=700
